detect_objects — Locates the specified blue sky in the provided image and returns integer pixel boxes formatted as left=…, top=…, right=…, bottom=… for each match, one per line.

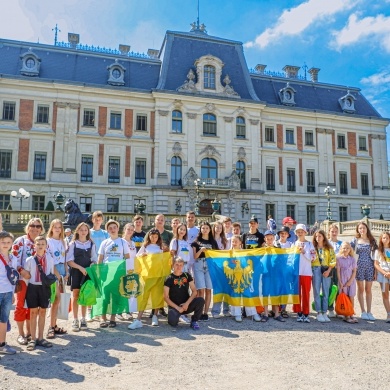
left=1, top=0, right=389, bottom=153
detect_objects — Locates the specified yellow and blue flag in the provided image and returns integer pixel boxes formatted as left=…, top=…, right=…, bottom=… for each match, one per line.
left=205, top=247, right=300, bottom=306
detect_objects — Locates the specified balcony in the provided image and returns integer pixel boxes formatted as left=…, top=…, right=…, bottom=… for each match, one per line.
left=182, top=168, right=241, bottom=191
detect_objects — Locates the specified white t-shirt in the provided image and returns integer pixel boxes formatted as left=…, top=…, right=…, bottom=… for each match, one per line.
left=46, top=238, right=66, bottom=265
left=124, top=239, right=137, bottom=269
left=0, top=253, right=18, bottom=293
left=186, top=226, right=199, bottom=245
left=98, top=237, right=130, bottom=263
left=24, top=253, right=54, bottom=285
left=170, top=239, right=191, bottom=263
left=293, top=240, right=316, bottom=276
left=215, top=237, right=227, bottom=250
left=137, top=244, right=162, bottom=256
left=375, top=249, right=390, bottom=272
left=66, top=240, right=98, bottom=263
left=278, top=241, right=292, bottom=249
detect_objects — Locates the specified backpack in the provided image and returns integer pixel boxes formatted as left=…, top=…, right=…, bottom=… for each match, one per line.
left=270, top=219, right=277, bottom=230
left=77, top=280, right=97, bottom=306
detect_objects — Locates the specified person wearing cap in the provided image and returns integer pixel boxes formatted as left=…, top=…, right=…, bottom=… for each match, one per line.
left=292, top=224, right=316, bottom=323
left=64, top=228, right=73, bottom=244
left=242, top=217, right=265, bottom=249
left=281, top=217, right=297, bottom=243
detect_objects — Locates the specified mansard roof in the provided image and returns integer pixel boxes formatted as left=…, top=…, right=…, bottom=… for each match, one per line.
left=0, top=31, right=383, bottom=119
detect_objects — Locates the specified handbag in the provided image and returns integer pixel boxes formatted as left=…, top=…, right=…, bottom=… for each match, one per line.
left=34, top=256, right=57, bottom=287
left=335, top=292, right=354, bottom=317
left=57, top=278, right=71, bottom=320
left=0, top=254, right=20, bottom=286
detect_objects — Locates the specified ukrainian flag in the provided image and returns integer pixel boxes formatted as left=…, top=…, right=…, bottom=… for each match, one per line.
left=205, top=247, right=300, bottom=306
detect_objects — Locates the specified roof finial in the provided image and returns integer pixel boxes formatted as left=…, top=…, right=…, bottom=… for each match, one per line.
left=190, top=0, right=207, bottom=34
left=302, top=62, right=308, bottom=80
left=52, top=24, right=61, bottom=46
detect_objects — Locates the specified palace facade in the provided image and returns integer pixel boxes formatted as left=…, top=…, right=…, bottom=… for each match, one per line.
left=0, top=24, right=389, bottom=226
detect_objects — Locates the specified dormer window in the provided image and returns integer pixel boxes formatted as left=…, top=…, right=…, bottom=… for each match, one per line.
left=107, top=60, right=125, bottom=86
left=20, top=49, right=41, bottom=77
left=339, top=90, right=356, bottom=113
left=204, top=65, right=216, bottom=89
left=279, top=82, right=296, bottom=106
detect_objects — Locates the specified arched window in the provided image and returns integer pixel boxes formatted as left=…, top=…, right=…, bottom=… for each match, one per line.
left=171, top=156, right=182, bottom=186
left=236, top=160, right=246, bottom=189
left=201, top=158, right=218, bottom=179
left=203, top=113, right=217, bottom=136
left=172, top=110, right=182, bottom=133
left=204, top=65, right=216, bottom=89
left=236, top=117, right=246, bottom=139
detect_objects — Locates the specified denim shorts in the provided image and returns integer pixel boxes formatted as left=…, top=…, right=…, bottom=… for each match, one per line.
left=55, top=263, right=67, bottom=277
left=0, top=291, right=13, bottom=323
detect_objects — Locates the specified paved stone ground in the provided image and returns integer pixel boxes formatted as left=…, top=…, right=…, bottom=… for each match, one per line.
left=1, top=282, right=389, bottom=390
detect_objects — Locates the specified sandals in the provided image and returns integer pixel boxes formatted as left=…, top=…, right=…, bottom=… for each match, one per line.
left=274, top=315, right=286, bottom=322
left=100, top=321, right=109, bottom=328
left=46, top=327, right=55, bottom=339
left=26, top=340, right=36, bottom=351
left=343, top=318, right=354, bottom=324
left=36, top=339, right=53, bottom=348
left=108, top=321, right=117, bottom=328
left=268, top=310, right=275, bottom=318
left=260, top=315, right=269, bottom=322
left=281, top=310, right=289, bottom=318
left=54, top=325, right=67, bottom=335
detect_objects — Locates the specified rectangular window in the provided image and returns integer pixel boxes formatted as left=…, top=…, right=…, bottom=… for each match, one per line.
left=265, top=204, right=275, bottom=223
left=339, top=206, right=348, bottom=222
left=107, top=198, right=119, bottom=213
left=307, top=205, right=315, bottom=226
left=0, top=194, right=10, bottom=210
left=236, top=122, right=246, bottom=139
left=286, top=129, right=294, bottom=145
left=32, top=195, right=45, bottom=211
left=33, top=153, right=46, bottom=180
left=110, top=112, right=121, bottom=129
left=83, top=109, right=95, bottom=127
left=306, top=170, right=315, bottom=193
left=136, top=114, right=147, bottom=131
left=359, top=136, right=367, bottom=151
left=203, top=115, right=217, bottom=136
left=108, top=157, right=120, bottom=184
left=0, top=150, right=12, bottom=178
left=305, top=131, right=314, bottom=146
left=286, top=205, right=295, bottom=221
left=265, top=126, right=274, bottom=143
left=135, top=159, right=146, bottom=184
left=81, top=156, right=93, bottom=182
left=287, top=169, right=296, bottom=192
left=266, top=167, right=275, bottom=191
left=80, top=197, right=92, bottom=212
left=36, top=105, right=49, bottom=124
left=2, top=102, right=16, bottom=121
left=337, top=134, right=346, bottom=149
left=361, top=173, right=369, bottom=195
left=339, top=172, right=348, bottom=194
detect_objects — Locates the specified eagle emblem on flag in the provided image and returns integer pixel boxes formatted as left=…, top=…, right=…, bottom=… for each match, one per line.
left=223, top=259, right=253, bottom=294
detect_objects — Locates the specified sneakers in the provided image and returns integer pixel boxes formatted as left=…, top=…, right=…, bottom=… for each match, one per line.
left=317, top=313, right=325, bottom=322
left=151, top=315, right=159, bottom=326
left=190, top=321, right=200, bottom=330
left=296, top=313, right=304, bottom=322
left=367, top=312, right=376, bottom=321
left=303, top=315, right=310, bottom=323
left=328, top=310, right=336, bottom=318
left=235, top=315, right=243, bottom=322
left=223, top=312, right=232, bottom=317
left=323, top=314, right=331, bottom=322
left=200, top=314, right=209, bottom=321
left=179, top=315, right=191, bottom=324
left=128, top=319, right=143, bottom=330
left=72, top=319, right=80, bottom=332
left=0, top=344, right=16, bottom=355
left=361, top=312, right=369, bottom=320
left=17, top=335, right=28, bottom=345
left=252, top=313, right=262, bottom=322
left=80, top=318, right=87, bottom=329
left=211, top=313, right=222, bottom=319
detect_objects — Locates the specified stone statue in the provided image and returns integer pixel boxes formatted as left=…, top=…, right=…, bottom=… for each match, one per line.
left=63, top=199, right=92, bottom=227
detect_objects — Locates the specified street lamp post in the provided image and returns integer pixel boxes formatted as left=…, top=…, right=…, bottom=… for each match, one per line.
left=324, top=186, right=336, bottom=220
left=53, top=191, right=65, bottom=211
left=194, top=178, right=205, bottom=215
left=211, top=196, right=221, bottom=219
left=11, top=188, right=30, bottom=210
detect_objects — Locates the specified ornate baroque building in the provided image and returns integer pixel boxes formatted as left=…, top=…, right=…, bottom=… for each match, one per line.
left=0, top=24, right=389, bottom=225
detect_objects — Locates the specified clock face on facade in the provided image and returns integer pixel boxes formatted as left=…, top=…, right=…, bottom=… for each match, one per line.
left=112, top=68, right=121, bottom=79
left=26, top=58, right=35, bottom=68
left=285, top=90, right=292, bottom=100
left=345, top=98, right=351, bottom=107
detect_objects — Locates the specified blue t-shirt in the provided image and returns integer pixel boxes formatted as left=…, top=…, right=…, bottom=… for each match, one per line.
left=90, top=229, right=109, bottom=255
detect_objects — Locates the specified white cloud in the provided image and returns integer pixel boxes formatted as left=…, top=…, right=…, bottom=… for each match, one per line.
left=361, top=71, right=390, bottom=86
left=332, top=13, right=390, bottom=52
left=245, top=0, right=356, bottom=49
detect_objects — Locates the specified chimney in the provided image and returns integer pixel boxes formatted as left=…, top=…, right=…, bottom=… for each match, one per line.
left=282, top=65, right=300, bottom=78
left=68, top=33, right=80, bottom=48
left=308, top=67, right=320, bottom=82
left=255, top=64, right=267, bottom=74
left=119, top=44, right=131, bottom=55
left=147, top=49, right=160, bottom=59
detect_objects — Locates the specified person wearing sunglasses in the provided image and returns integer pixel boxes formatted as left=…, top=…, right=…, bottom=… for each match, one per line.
left=11, top=218, right=45, bottom=346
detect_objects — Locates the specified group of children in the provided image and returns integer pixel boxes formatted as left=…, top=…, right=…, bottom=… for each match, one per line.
left=1, top=211, right=390, bottom=357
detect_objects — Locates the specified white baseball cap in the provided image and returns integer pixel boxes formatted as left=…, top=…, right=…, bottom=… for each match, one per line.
left=295, top=223, right=307, bottom=233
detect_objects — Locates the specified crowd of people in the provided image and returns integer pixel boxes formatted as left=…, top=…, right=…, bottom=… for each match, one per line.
left=1, top=210, right=390, bottom=357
